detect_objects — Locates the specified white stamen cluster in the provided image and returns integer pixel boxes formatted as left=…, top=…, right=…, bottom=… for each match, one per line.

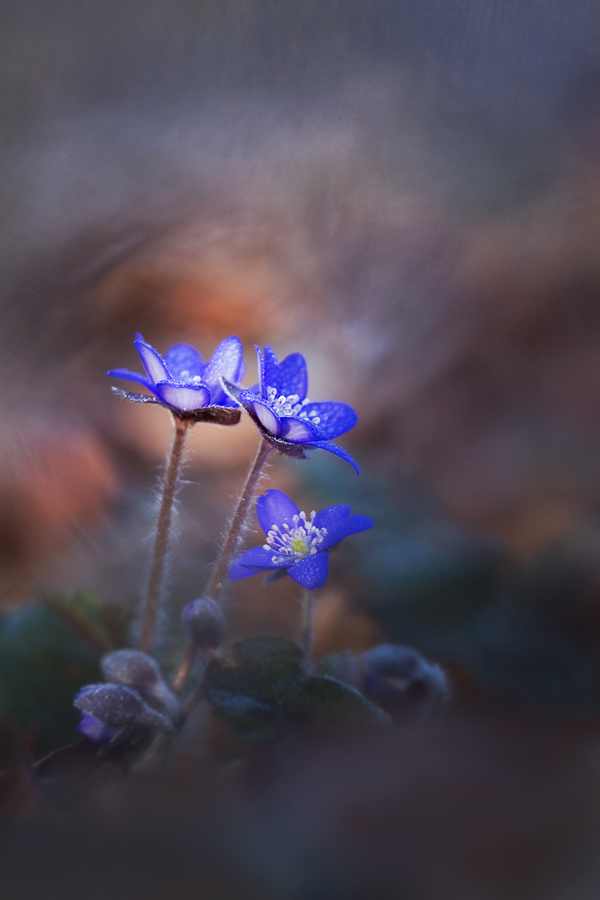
left=266, top=386, right=321, bottom=424
left=263, top=511, right=328, bottom=565
left=179, top=369, right=203, bottom=383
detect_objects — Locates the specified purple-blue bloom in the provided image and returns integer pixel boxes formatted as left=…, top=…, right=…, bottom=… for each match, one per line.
left=108, top=334, right=244, bottom=423
left=223, top=345, right=359, bottom=472
left=229, top=489, right=373, bottom=589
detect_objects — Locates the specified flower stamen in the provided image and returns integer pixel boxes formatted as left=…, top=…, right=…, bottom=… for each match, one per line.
left=263, top=510, right=327, bottom=565
left=265, top=386, right=315, bottom=421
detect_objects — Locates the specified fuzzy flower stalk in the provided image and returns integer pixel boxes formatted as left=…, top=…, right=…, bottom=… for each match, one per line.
left=171, top=437, right=272, bottom=691
left=109, top=334, right=244, bottom=653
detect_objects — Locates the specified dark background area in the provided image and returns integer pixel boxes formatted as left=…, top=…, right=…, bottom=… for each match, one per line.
left=3, top=1, right=600, bottom=896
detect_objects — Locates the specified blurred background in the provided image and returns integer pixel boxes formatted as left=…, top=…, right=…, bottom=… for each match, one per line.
left=4, top=1, right=600, bottom=896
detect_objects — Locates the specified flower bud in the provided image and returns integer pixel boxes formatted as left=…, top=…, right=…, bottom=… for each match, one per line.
left=101, top=649, right=162, bottom=690
left=74, top=683, right=173, bottom=734
left=101, top=649, right=179, bottom=722
left=183, top=598, right=225, bottom=651
left=363, top=643, right=424, bottom=682
left=361, top=643, right=449, bottom=718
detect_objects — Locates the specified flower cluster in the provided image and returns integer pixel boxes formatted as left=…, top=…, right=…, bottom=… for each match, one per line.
left=106, top=333, right=372, bottom=593
left=75, top=332, right=376, bottom=745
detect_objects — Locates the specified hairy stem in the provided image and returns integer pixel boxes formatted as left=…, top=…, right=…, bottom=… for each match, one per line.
left=301, top=589, right=315, bottom=675
left=171, top=643, right=196, bottom=693
left=181, top=649, right=216, bottom=716
left=206, top=437, right=272, bottom=598
left=172, top=437, right=271, bottom=693
left=139, top=416, right=190, bottom=654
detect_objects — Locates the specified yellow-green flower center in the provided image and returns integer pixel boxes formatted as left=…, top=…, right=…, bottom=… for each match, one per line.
left=290, top=535, right=309, bottom=554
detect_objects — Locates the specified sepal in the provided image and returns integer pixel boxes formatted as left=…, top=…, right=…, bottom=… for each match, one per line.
left=263, top=434, right=308, bottom=458
left=182, top=405, right=241, bottom=425
left=111, top=387, right=160, bottom=404
left=219, top=376, right=243, bottom=405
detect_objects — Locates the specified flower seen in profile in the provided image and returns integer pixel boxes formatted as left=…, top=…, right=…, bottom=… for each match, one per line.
left=229, top=489, right=373, bottom=589
left=108, top=334, right=245, bottom=424
left=222, top=345, right=359, bottom=471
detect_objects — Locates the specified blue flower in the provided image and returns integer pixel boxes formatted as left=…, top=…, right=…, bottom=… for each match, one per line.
left=229, top=489, right=373, bottom=589
left=222, top=345, right=359, bottom=471
left=109, top=334, right=245, bottom=424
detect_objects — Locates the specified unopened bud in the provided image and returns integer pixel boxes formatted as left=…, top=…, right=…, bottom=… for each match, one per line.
left=102, top=649, right=162, bottom=691
left=363, top=644, right=424, bottom=682
left=74, top=683, right=172, bottom=733
left=183, top=598, right=225, bottom=651
left=361, top=643, right=449, bottom=718
left=101, top=649, right=179, bottom=722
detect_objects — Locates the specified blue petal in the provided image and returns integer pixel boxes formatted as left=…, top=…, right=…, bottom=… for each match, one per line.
left=165, top=344, right=204, bottom=380
left=255, top=347, right=265, bottom=395
left=108, top=368, right=155, bottom=392
left=307, top=440, right=360, bottom=473
left=288, top=552, right=329, bottom=589
left=219, top=395, right=240, bottom=409
left=257, top=345, right=281, bottom=398
left=313, top=504, right=352, bottom=531
left=276, top=352, right=308, bottom=401
left=279, top=416, right=320, bottom=443
left=319, top=514, right=374, bottom=551
left=256, top=489, right=300, bottom=533
left=78, top=712, right=114, bottom=743
left=249, top=398, right=282, bottom=435
left=229, top=546, right=282, bottom=579
left=300, top=402, right=357, bottom=439
left=134, top=337, right=171, bottom=385
left=154, top=380, right=211, bottom=412
left=203, top=336, right=244, bottom=404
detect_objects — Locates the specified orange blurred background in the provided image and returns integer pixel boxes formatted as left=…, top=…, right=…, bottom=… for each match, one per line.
left=2, top=0, right=600, bottom=705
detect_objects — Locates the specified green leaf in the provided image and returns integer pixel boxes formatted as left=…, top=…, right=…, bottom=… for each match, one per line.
left=0, top=603, right=102, bottom=751
left=203, top=636, right=388, bottom=743
left=284, top=675, right=389, bottom=730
